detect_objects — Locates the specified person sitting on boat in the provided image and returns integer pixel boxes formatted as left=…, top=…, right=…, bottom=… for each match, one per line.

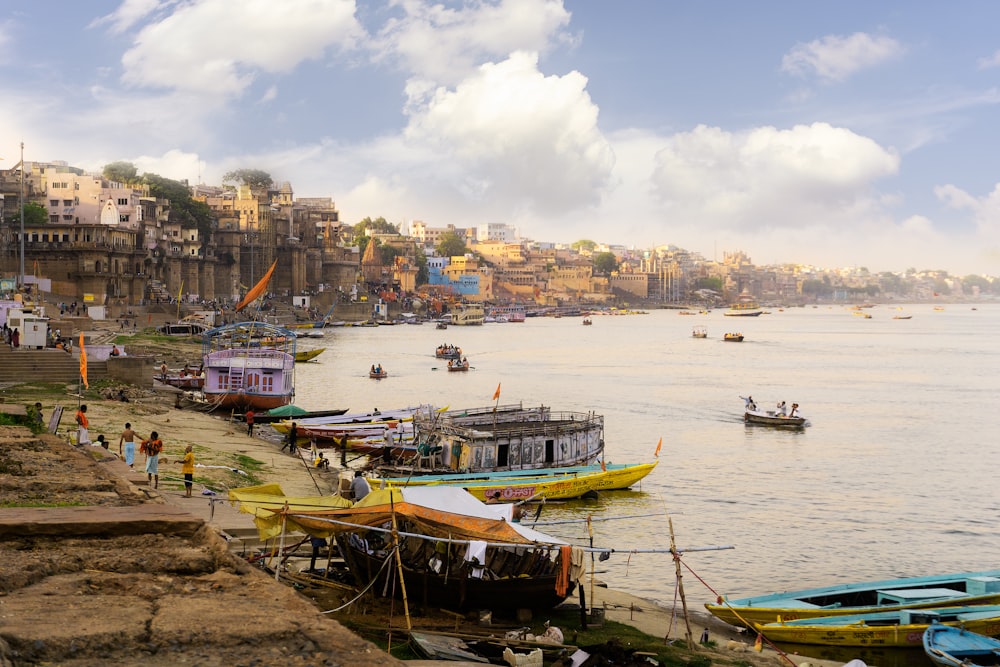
left=370, top=364, right=376, bottom=374
left=789, top=403, right=799, bottom=418
left=777, top=401, right=787, bottom=416
left=741, top=395, right=757, bottom=411
left=350, top=470, right=371, bottom=500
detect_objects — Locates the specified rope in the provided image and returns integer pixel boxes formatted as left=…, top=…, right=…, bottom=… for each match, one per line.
left=321, top=545, right=398, bottom=613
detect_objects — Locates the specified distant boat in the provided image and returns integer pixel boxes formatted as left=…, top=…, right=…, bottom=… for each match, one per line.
left=582, top=317, right=593, bottom=325
left=892, top=315, right=913, bottom=320
left=446, top=358, right=469, bottom=372
left=692, top=326, right=707, bottom=338
left=294, top=348, right=325, bottom=363
left=723, top=332, right=744, bottom=342
left=724, top=290, right=763, bottom=317
left=369, top=366, right=388, bottom=379
left=744, top=401, right=806, bottom=427
left=450, top=302, right=485, bottom=325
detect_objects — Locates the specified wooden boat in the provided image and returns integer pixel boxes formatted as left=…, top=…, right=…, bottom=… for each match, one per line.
left=446, top=359, right=469, bottom=372
left=230, top=486, right=578, bottom=612
left=923, top=621, right=1000, bottom=667
left=582, top=318, right=593, bottom=325
left=705, top=569, right=1000, bottom=628
left=156, top=372, right=205, bottom=389
left=380, top=461, right=658, bottom=501
left=692, top=326, right=707, bottom=338
left=435, top=344, right=462, bottom=359
left=723, top=332, right=744, bottom=342
left=369, top=367, right=388, bottom=379
left=893, top=315, right=913, bottom=320
left=436, top=322, right=448, bottom=330
left=724, top=290, right=763, bottom=317
left=744, top=402, right=806, bottom=427
left=238, top=405, right=348, bottom=424
left=410, top=630, right=561, bottom=664
left=753, top=605, right=1000, bottom=648
left=294, top=348, right=325, bottom=363
left=381, top=404, right=604, bottom=475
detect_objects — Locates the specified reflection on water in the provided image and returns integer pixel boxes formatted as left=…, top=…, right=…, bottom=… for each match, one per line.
left=293, top=305, right=1000, bottom=619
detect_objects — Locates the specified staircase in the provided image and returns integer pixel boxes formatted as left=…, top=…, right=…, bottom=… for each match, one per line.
left=0, top=344, right=108, bottom=384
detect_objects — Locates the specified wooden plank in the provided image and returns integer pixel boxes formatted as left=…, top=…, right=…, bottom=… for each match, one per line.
left=0, top=504, right=205, bottom=538
left=48, top=405, right=64, bottom=434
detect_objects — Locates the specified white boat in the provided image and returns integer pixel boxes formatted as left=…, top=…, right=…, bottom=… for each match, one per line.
left=450, top=303, right=485, bottom=325
left=742, top=398, right=806, bottom=427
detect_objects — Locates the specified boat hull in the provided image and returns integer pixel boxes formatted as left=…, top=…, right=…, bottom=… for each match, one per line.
left=744, top=411, right=806, bottom=427
left=706, top=569, right=1000, bottom=628
left=294, top=348, right=325, bottom=362
left=923, top=622, right=1000, bottom=667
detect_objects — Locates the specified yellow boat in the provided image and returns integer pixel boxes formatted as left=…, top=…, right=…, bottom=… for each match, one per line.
left=381, top=462, right=657, bottom=502
left=294, top=348, right=325, bottom=362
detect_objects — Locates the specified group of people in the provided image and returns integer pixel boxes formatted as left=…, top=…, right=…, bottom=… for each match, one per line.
left=743, top=396, right=800, bottom=418
left=3, top=324, right=20, bottom=349
left=73, top=405, right=195, bottom=496
left=369, top=363, right=384, bottom=375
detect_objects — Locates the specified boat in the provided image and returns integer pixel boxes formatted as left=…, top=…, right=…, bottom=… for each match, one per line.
left=369, top=365, right=388, bottom=379
left=692, top=326, right=707, bottom=338
left=294, top=348, right=325, bottom=363
left=380, top=404, right=605, bottom=476
left=409, top=630, right=562, bottom=664
left=893, top=315, right=913, bottom=320
left=724, top=290, right=763, bottom=317
left=378, top=461, right=658, bottom=501
left=239, top=404, right=348, bottom=424
left=229, top=486, right=581, bottom=612
left=744, top=400, right=806, bottom=427
left=853, top=310, right=873, bottom=319
left=923, top=621, right=1000, bottom=667
left=488, top=305, right=527, bottom=323
left=446, top=358, right=470, bottom=372
left=436, top=322, right=448, bottom=330
left=705, top=569, right=1000, bottom=628
left=723, top=332, right=744, bottom=342
left=450, top=302, right=485, bottom=326
left=435, top=344, right=463, bottom=359
left=157, top=321, right=211, bottom=337
left=200, top=261, right=296, bottom=411
left=582, top=318, right=593, bottom=325
left=753, top=605, right=1000, bottom=648
left=156, top=371, right=205, bottom=389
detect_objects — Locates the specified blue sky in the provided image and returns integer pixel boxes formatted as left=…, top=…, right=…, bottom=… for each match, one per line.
left=3, top=1, right=1000, bottom=276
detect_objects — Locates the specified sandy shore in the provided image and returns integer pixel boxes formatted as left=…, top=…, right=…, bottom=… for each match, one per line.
left=71, top=391, right=834, bottom=667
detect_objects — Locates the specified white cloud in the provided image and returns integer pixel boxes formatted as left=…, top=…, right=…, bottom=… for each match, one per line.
left=403, top=51, right=615, bottom=215
left=119, top=0, right=364, bottom=96
left=649, top=122, right=900, bottom=230
left=978, top=50, right=1000, bottom=69
left=89, top=0, right=171, bottom=34
left=782, top=32, right=903, bottom=82
left=375, top=0, right=573, bottom=85
left=937, top=182, right=1000, bottom=237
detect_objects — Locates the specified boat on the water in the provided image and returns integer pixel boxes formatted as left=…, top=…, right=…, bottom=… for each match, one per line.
left=923, top=621, right=1000, bottom=667
left=450, top=302, right=485, bottom=326
left=723, top=332, right=744, bottom=342
left=201, top=322, right=295, bottom=411
left=435, top=344, right=462, bottom=359
left=582, top=317, right=593, bottom=325
left=724, top=290, right=763, bottom=317
left=753, top=605, right=1000, bottom=648
left=294, top=348, right=325, bottom=363
left=705, top=569, right=1000, bottom=628
left=446, top=358, right=469, bottom=372
left=378, top=461, right=658, bottom=501
left=692, top=326, right=707, bottom=338
left=369, top=365, right=388, bottom=379
left=381, top=404, right=605, bottom=476
left=744, top=400, right=806, bottom=427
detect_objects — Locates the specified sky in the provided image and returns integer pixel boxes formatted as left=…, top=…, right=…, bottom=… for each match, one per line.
left=2, top=1, right=1000, bottom=276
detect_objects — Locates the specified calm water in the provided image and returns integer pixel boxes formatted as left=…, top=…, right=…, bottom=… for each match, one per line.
left=291, top=304, right=999, bottom=647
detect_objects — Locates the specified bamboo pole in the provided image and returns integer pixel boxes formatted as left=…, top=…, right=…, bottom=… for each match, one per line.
left=276, top=508, right=288, bottom=582
left=390, top=497, right=412, bottom=630
left=668, top=516, right=694, bottom=649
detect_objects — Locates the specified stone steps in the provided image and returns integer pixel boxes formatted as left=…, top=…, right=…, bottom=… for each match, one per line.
left=0, top=346, right=108, bottom=383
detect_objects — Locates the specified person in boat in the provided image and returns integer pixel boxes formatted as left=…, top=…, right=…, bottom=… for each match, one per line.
left=789, top=403, right=800, bottom=418
left=350, top=470, right=371, bottom=500
left=777, top=401, right=787, bottom=416
left=741, top=395, right=757, bottom=412
left=370, top=364, right=376, bottom=374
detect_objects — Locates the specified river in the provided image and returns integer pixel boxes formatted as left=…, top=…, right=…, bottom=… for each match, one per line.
left=290, top=303, right=999, bottom=662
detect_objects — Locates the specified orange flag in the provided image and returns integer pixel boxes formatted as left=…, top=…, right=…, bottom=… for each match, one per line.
left=235, top=259, right=277, bottom=312
left=492, top=383, right=501, bottom=401
left=654, top=437, right=662, bottom=457
left=600, top=458, right=606, bottom=472
left=79, top=333, right=89, bottom=388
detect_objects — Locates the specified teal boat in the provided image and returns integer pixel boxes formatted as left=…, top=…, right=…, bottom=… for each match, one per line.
left=706, top=570, right=1000, bottom=628
left=923, top=621, right=1000, bottom=667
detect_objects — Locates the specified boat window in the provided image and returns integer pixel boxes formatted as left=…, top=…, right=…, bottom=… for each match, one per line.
left=545, top=439, right=554, bottom=463
left=496, top=444, right=508, bottom=468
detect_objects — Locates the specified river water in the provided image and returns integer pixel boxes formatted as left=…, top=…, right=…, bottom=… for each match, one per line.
left=291, top=303, right=999, bottom=653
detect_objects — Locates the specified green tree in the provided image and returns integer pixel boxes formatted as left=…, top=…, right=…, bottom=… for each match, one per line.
left=962, top=274, right=994, bottom=295
left=145, top=173, right=214, bottom=242
left=102, top=161, right=140, bottom=184
left=694, top=276, right=723, bottom=292
left=222, top=168, right=273, bottom=190
left=572, top=239, right=597, bottom=252
left=19, top=202, right=49, bottom=226
left=592, top=251, right=618, bottom=275
left=355, top=216, right=399, bottom=236
left=414, top=246, right=429, bottom=285
left=436, top=231, right=468, bottom=258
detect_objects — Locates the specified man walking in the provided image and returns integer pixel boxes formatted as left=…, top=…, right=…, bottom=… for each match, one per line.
left=245, top=409, right=255, bottom=437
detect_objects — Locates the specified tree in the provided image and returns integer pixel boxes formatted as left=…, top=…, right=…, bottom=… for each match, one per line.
left=144, top=173, right=214, bottom=242
left=592, top=251, right=618, bottom=275
left=572, top=239, right=597, bottom=252
left=355, top=216, right=399, bottom=236
left=102, top=161, right=140, bottom=184
left=19, top=202, right=49, bottom=226
left=436, top=231, right=468, bottom=258
left=414, top=246, right=429, bottom=285
left=222, top=168, right=273, bottom=191
left=694, top=276, right=723, bottom=292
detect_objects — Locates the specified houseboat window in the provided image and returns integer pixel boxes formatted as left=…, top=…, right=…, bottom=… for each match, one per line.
left=219, top=373, right=229, bottom=390
left=545, top=439, right=554, bottom=463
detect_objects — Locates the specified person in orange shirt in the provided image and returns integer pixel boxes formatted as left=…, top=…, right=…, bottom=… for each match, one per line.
left=140, top=431, right=164, bottom=489
left=75, top=405, right=92, bottom=446
left=176, top=444, right=195, bottom=497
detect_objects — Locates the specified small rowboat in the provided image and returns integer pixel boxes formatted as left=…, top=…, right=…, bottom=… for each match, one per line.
left=692, top=326, right=707, bottom=338
left=744, top=408, right=806, bottom=427
left=447, top=360, right=469, bottom=372
left=723, top=332, right=744, bottom=342
left=369, top=369, right=388, bottom=379
left=923, top=621, right=1000, bottom=667
left=294, top=348, right=325, bottom=363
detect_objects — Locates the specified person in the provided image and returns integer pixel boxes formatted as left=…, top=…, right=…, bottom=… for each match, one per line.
left=308, top=535, right=328, bottom=572
left=160, top=362, right=168, bottom=378
left=777, top=401, right=787, bottom=416
left=110, top=345, right=121, bottom=357
left=350, top=470, right=371, bottom=501
left=282, top=422, right=297, bottom=453
left=314, top=452, right=329, bottom=470
left=119, top=422, right=137, bottom=469
left=245, top=409, right=255, bottom=437
left=140, top=431, right=164, bottom=489
left=75, top=405, right=92, bottom=446
left=789, top=403, right=800, bottom=418
left=96, top=434, right=109, bottom=450
left=370, top=364, right=376, bottom=374
left=177, top=444, right=195, bottom=497
left=29, top=402, right=43, bottom=428
left=11, top=328, right=19, bottom=350
left=741, top=395, right=756, bottom=412
left=485, top=490, right=503, bottom=504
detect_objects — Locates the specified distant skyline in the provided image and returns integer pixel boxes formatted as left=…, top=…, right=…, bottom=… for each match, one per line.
left=2, top=1, right=999, bottom=275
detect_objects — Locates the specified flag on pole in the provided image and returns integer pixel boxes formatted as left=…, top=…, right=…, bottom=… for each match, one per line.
left=654, top=437, right=662, bottom=457
left=236, top=260, right=277, bottom=312
left=599, top=458, right=606, bottom=472
left=79, top=333, right=89, bottom=389
left=492, top=383, right=501, bottom=401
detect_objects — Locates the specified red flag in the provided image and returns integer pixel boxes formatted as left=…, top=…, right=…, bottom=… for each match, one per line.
left=235, top=259, right=277, bottom=312
left=79, top=333, right=89, bottom=388
left=492, top=383, right=501, bottom=401
left=654, top=437, right=662, bottom=457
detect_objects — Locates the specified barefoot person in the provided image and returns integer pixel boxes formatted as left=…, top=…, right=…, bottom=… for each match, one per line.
left=75, top=404, right=92, bottom=446
left=140, top=431, right=164, bottom=489
left=118, top=422, right=138, bottom=469
left=176, top=444, right=195, bottom=497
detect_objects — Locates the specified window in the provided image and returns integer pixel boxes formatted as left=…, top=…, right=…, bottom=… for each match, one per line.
left=50, top=200, right=59, bottom=207
left=120, top=215, right=130, bottom=223
left=117, top=198, right=128, bottom=206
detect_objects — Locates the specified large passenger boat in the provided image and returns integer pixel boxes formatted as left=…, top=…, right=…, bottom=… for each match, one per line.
left=450, top=302, right=485, bottom=325
left=724, top=290, right=763, bottom=317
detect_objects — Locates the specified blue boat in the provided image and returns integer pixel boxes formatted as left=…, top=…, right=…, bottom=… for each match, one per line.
left=923, top=622, right=1000, bottom=667
left=706, top=570, right=1000, bottom=628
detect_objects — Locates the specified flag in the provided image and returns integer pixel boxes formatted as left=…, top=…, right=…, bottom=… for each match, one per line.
left=654, top=437, right=662, bottom=457
left=600, top=458, right=606, bottom=472
left=492, top=383, right=501, bottom=401
left=79, top=333, right=89, bottom=389
left=754, top=634, right=763, bottom=652
left=235, top=260, right=277, bottom=312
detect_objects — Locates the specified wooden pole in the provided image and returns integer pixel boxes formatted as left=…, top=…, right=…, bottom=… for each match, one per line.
left=390, top=498, right=412, bottom=630
left=276, top=507, right=288, bottom=582
left=668, top=516, right=694, bottom=649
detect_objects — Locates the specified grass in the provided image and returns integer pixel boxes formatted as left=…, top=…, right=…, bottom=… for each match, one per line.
left=0, top=500, right=88, bottom=508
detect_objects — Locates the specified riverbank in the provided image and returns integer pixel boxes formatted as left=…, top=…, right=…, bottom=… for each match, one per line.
left=0, top=386, right=830, bottom=666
